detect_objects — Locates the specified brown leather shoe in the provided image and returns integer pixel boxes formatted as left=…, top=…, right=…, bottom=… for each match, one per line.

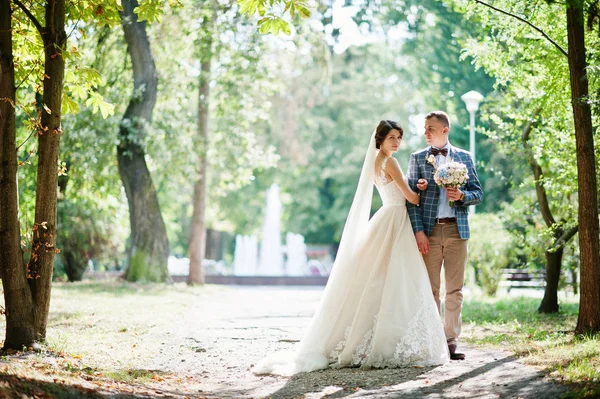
left=448, top=344, right=466, bottom=360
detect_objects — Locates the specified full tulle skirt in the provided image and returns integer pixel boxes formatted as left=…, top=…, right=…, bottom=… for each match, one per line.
left=252, top=203, right=449, bottom=376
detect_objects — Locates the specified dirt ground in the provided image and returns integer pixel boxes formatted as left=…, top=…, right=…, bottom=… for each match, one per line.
left=2, top=284, right=570, bottom=398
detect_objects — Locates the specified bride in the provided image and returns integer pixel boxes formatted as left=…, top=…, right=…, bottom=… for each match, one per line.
left=253, top=120, right=449, bottom=375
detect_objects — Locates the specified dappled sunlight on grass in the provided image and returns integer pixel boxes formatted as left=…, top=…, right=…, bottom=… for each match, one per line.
left=0, top=346, right=192, bottom=398
left=104, top=368, right=172, bottom=384
left=462, top=295, right=599, bottom=398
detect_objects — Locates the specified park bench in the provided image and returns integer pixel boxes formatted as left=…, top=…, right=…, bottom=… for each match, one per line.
left=500, top=268, right=546, bottom=292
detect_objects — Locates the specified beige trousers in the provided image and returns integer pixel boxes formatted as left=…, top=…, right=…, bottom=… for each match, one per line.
left=423, top=222, right=468, bottom=346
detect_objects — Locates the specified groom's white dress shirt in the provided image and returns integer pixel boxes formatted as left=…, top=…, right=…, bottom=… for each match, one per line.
left=434, top=143, right=456, bottom=219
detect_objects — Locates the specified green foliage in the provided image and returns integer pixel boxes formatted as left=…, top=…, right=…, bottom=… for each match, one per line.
left=457, top=0, right=583, bottom=275
left=258, top=15, right=291, bottom=35
left=11, top=0, right=121, bottom=115
left=142, top=3, right=282, bottom=253
left=468, top=213, right=516, bottom=296
left=237, top=0, right=311, bottom=35
left=350, top=0, right=506, bottom=213
left=134, top=0, right=167, bottom=23
left=274, top=42, right=421, bottom=243
left=54, top=32, right=130, bottom=278
left=11, top=1, right=125, bottom=272
left=57, top=197, right=125, bottom=281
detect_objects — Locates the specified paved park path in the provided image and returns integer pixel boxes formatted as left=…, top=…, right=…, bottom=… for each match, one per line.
left=154, top=285, right=567, bottom=399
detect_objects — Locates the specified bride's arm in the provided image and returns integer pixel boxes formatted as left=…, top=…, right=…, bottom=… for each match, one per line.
left=386, top=158, right=420, bottom=205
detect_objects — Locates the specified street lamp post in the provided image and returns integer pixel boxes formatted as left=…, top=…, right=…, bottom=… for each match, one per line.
left=461, top=90, right=484, bottom=214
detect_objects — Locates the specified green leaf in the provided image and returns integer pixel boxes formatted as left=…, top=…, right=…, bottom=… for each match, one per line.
left=62, top=93, right=79, bottom=115
left=238, top=0, right=259, bottom=17
left=297, top=5, right=310, bottom=18
left=79, top=67, right=105, bottom=87
left=134, top=1, right=164, bottom=23
left=70, top=85, right=88, bottom=101
left=257, top=15, right=292, bottom=36
left=278, top=18, right=291, bottom=35
left=258, top=18, right=271, bottom=34
left=98, top=99, right=115, bottom=119
left=258, top=3, right=266, bottom=17
left=85, top=92, right=115, bottom=118
left=64, top=70, right=78, bottom=84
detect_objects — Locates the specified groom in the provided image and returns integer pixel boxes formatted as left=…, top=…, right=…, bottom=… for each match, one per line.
left=407, top=111, right=483, bottom=361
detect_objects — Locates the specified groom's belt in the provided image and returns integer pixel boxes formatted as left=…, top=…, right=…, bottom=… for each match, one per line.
left=435, top=217, right=457, bottom=224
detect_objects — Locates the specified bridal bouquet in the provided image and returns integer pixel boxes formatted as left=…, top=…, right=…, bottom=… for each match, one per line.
left=434, top=161, right=469, bottom=207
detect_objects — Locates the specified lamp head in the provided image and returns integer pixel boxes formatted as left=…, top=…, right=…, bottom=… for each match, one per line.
left=461, top=90, right=484, bottom=112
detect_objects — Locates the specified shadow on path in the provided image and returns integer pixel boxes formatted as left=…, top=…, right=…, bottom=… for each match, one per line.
left=211, top=349, right=567, bottom=399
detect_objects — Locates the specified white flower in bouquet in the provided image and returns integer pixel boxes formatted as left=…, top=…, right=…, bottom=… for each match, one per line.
left=434, top=161, right=469, bottom=206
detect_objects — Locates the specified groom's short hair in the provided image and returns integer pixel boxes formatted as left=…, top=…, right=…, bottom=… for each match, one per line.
left=425, top=111, right=451, bottom=129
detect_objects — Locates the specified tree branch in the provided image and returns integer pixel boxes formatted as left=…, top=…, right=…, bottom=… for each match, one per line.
left=521, top=108, right=556, bottom=228
left=474, top=0, right=568, bottom=58
left=550, top=224, right=579, bottom=252
left=12, top=0, right=44, bottom=37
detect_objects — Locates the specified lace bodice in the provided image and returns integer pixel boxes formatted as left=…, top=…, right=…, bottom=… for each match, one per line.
left=375, top=157, right=406, bottom=207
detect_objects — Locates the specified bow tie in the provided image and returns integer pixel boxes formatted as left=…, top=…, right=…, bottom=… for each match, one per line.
left=430, top=147, right=448, bottom=157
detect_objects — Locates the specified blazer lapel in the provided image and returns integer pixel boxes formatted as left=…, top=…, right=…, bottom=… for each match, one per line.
left=424, top=148, right=436, bottom=180
left=447, top=143, right=456, bottom=163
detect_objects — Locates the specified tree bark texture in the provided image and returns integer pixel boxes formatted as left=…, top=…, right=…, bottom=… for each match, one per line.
left=539, top=248, right=563, bottom=313
left=0, top=0, right=36, bottom=349
left=118, top=0, right=169, bottom=282
left=566, top=0, right=600, bottom=333
left=188, top=21, right=214, bottom=286
left=26, top=0, right=67, bottom=339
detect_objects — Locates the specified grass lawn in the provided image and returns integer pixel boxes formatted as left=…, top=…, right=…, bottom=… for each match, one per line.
left=462, top=293, right=600, bottom=398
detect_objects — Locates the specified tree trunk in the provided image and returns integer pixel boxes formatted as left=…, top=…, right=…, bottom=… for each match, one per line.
left=521, top=111, right=573, bottom=313
left=188, top=23, right=214, bottom=286
left=0, top=0, right=36, bottom=349
left=538, top=248, right=564, bottom=313
left=566, top=0, right=600, bottom=333
left=118, top=0, right=169, bottom=282
left=26, top=0, right=67, bottom=339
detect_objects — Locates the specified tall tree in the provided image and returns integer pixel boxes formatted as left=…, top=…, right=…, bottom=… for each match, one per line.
left=0, top=0, right=36, bottom=348
left=1, top=0, right=122, bottom=347
left=0, top=0, right=74, bottom=347
left=118, top=0, right=170, bottom=282
left=520, top=112, right=578, bottom=313
left=566, top=0, right=600, bottom=333
left=28, top=0, right=66, bottom=339
left=466, top=0, right=600, bottom=327
left=188, top=7, right=215, bottom=285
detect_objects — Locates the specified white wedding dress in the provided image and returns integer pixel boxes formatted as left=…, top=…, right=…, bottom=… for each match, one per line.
left=252, top=135, right=449, bottom=376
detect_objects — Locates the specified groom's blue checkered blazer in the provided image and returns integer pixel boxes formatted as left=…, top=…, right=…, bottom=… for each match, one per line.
left=406, top=145, right=483, bottom=239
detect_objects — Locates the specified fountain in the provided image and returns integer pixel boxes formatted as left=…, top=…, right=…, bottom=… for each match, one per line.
left=233, top=235, right=258, bottom=276
left=285, top=232, right=307, bottom=276
left=218, top=183, right=327, bottom=285
left=257, top=184, right=284, bottom=275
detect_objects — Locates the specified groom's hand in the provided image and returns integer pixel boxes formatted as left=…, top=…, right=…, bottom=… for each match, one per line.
left=415, top=231, right=429, bottom=254
left=416, top=178, right=428, bottom=191
left=446, top=187, right=464, bottom=201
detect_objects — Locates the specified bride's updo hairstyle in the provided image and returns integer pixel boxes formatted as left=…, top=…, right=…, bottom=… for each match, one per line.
left=375, top=120, right=404, bottom=149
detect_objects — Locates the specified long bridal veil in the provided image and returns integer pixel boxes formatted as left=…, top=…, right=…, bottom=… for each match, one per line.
left=252, top=133, right=378, bottom=375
